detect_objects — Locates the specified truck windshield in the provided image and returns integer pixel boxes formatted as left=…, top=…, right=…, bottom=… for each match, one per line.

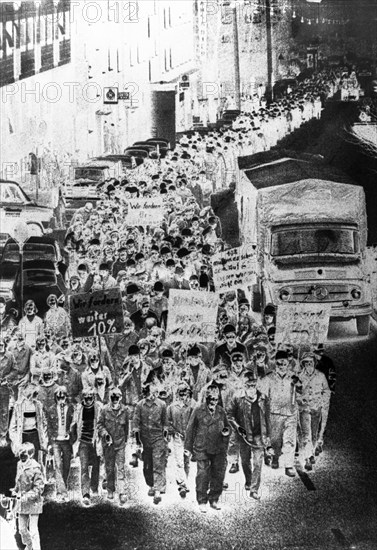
left=271, top=227, right=359, bottom=257
left=74, top=168, right=104, bottom=182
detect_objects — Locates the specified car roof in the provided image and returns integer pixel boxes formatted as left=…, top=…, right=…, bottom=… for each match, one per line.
left=21, top=259, right=57, bottom=269
left=5, top=236, right=58, bottom=246
left=0, top=180, right=21, bottom=185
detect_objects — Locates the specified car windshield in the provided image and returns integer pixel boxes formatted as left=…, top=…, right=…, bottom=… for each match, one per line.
left=271, top=226, right=358, bottom=256
left=2, top=243, right=57, bottom=263
left=0, top=183, right=28, bottom=203
left=74, top=168, right=104, bottom=181
left=23, top=269, right=56, bottom=286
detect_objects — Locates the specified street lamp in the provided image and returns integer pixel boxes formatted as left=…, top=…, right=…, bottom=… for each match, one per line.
left=13, top=222, right=29, bottom=316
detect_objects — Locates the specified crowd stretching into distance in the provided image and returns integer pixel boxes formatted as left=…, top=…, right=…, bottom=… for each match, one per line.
left=0, top=69, right=344, bottom=549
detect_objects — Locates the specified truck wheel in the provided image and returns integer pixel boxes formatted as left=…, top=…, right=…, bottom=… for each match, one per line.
left=356, top=315, right=370, bottom=336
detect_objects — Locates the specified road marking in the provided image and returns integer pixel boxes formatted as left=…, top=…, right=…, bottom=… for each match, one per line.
left=295, top=468, right=316, bottom=491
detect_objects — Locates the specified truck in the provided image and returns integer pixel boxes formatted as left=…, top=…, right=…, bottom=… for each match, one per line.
left=236, top=152, right=372, bottom=336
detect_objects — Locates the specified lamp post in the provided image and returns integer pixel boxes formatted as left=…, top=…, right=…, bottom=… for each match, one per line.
left=231, top=2, right=241, bottom=110
left=13, top=222, right=29, bottom=316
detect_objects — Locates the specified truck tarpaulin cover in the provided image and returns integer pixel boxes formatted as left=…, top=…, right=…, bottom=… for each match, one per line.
left=257, top=179, right=367, bottom=249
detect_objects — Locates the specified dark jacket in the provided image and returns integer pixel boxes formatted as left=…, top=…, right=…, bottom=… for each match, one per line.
left=226, top=391, right=270, bottom=446
left=133, top=397, right=168, bottom=447
left=46, top=402, right=75, bottom=445
left=185, top=403, right=230, bottom=459
left=97, top=403, right=129, bottom=450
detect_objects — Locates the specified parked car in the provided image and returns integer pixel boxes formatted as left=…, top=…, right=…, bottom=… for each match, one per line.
left=0, top=237, right=67, bottom=307
left=13, top=259, right=67, bottom=318
left=0, top=180, right=62, bottom=236
left=146, top=138, right=170, bottom=158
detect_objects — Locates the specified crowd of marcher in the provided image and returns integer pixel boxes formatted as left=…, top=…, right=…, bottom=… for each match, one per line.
left=0, top=69, right=342, bottom=548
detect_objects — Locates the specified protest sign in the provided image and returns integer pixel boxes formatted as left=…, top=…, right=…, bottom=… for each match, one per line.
left=211, top=244, right=258, bottom=292
left=126, top=197, right=163, bottom=226
left=166, top=290, right=219, bottom=343
left=69, top=288, right=124, bottom=339
left=275, top=303, right=331, bottom=347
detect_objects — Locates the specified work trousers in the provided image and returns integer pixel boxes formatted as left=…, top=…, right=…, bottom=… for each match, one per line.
left=196, top=452, right=227, bottom=505
left=0, top=386, right=10, bottom=439
left=78, top=441, right=100, bottom=497
left=239, top=436, right=264, bottom=492
left=142, top=439, right=168, bottom=492
left=52, top=440, right=72, bottom=496
left=103, top=445, right=126, bottom=494
left=171, top=434, right=190, bottom=486
left=298, top=409, right=322, bottom=459
left=228, top=428, right=240, bottom=465
left=18, top=514, right=41, bottom=550
left=270, top=413, right=297, bottom=468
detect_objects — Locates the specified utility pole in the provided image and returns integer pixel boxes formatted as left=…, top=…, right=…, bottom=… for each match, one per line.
left=232, top=3, right=241, bottom=110
left=265, top=0, right=273, bottom=102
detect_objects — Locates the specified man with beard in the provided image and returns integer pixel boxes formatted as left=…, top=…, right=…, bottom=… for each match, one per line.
left=130, top=298, right=160, bottom=333
left=133, top=382, right=169, bottom=505
left=227, top=371, right=270, bottom=499
left=30, top=335, right=56, bottom=385
left=185, top=383, right=230, bottom=513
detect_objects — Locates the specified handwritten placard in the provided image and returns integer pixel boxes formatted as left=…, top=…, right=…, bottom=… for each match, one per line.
left=126, top=197, right=163, bottom=226
left=275, top=303, right=331, bottom=346
left=166, top=290, right=219, bottom=343
left=211, top=245, right=258, bottom=292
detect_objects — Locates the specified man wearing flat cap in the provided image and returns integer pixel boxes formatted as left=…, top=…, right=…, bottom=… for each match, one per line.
left=227, top=370, right=270, bottom=499
left=258, top=349, right=301, bottom=477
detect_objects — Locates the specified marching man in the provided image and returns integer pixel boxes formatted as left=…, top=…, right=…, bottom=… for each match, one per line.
left=184, top=382, right=230, bottom=513
left=12, top=442, right=45, bottom=550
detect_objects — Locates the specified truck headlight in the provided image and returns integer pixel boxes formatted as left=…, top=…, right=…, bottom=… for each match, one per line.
left=351, top=288, right=361, bottom=300
left=279, top=288, right=291, bottom=301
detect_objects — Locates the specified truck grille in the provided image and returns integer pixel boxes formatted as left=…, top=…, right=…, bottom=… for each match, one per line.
left=290, top=284, right=351, bottom=302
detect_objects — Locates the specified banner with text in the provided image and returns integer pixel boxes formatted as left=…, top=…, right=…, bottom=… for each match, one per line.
left=126, top=197, right=163, bottom=226
left=166, top=290, right=219, bottom=343
left=275, top=303, right=331, bottom=347
left=211, top=245, right=258, bottom=292
left=69, top=288, right=124, bottom=339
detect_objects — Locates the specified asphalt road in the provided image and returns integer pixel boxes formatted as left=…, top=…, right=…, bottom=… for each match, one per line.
left=24, top=318, right=375, bottom=550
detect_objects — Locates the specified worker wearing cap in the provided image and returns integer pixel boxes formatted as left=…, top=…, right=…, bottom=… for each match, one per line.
left=213, top=324, right=248, bottom=370
left=258, top=349, right=301, bottom=477
left=227, top=370, right=270, bottom=499
left=296, top=351, right=331, bottom=471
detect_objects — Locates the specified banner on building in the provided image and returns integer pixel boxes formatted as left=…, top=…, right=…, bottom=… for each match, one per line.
left=211, top=245, right=258, bottom=292
left=69, top=288, right=124, bottom=339
left=166, top=290, right=219, bottom=343
left=126, top=197, right=164, bottom=226
left=275, top=303, right=331, bottom=346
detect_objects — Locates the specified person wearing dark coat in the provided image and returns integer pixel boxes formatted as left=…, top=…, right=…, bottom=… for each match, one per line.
left=184, top=382, right=230, bottom=513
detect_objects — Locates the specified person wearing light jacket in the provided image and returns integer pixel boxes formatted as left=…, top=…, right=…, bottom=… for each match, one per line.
left=258, top=349, right=301, bottom=477
left=167, top=382, right=196, bottom=498
left=12, top=441, right=45, bottom=550
left=9, top=384, right=48, bottom=457
left=296, top=351, right=331, bottom=471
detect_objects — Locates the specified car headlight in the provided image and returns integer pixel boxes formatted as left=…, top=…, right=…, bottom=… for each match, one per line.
left=279, top=288, right=291, bottom=301
left=0, top=289, right=13, bottom=301
left=351, top=288, right=361, bottom=300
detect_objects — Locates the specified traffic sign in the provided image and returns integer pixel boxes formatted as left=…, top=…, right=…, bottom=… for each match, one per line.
left=118, top=92, right=130, bottom=100
left=104, top=87, right=119, bottom=104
